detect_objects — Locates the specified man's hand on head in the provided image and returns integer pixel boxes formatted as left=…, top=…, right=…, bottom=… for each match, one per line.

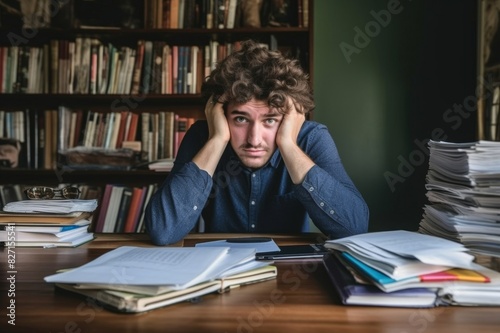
left=276, top=98, right=306, bottom=151
left=205, top=95, right=230, bottom=144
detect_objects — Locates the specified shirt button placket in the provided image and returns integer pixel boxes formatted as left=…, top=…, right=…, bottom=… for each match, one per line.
left=249, top=172, right=258, bottom=231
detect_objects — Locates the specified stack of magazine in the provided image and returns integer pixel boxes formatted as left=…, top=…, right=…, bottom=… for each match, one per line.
left=44, top=246, right=277, bottom=313
left=418, top=140, right=500, bottom=257
left=0, top=199, right=97, bottom=247
left=323, top=230, right=500, bottom=308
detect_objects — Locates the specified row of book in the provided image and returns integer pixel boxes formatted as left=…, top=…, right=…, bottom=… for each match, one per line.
left=0, top=36, right=300, bottom=95
left=0, top=39, right=217, bottom=95
left=58, top=108, right=196, bottom=161
left=145, top=0, right=309, bottom=30
left=418, top=140, right=500, bottom=257
left=6, top=0, right=309, bottom=30
left=0, top=108, right=196, bottom=169
left=94, top=183, right=158, bottom=233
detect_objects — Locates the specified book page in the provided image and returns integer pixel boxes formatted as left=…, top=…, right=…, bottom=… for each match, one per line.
left=327, top=230, right=474, bottom=269
left=44, top=246, right=234, bottom=289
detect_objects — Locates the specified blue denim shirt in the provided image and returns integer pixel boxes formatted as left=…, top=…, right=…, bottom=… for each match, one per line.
left=145, top=120, right=369, bottom=245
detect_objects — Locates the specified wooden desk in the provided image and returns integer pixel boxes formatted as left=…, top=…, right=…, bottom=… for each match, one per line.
left=1, top=234, right=500, bottom=333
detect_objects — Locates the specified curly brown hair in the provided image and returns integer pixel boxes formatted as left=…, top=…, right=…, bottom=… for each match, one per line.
left=201, top=39, right=314, bottom=114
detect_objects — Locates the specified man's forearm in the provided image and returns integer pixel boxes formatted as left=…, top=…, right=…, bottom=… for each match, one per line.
left=279, top=141, right=315, bottom=184
left=192, top=137, right=228, bottom=176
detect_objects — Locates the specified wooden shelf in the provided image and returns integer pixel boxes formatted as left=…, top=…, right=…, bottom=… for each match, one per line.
left=0, top=93, right=205, bottom=109
left=0, top=168, right=168, bottom=186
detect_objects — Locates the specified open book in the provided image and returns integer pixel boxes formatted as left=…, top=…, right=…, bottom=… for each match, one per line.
left=55, top=265, right=277, bottom=313
left=44, top=246, right=269, bottom=289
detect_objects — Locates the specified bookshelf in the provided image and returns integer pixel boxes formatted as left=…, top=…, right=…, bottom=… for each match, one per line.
left=0, top=0, right=314, bottom=232
left=477, top=0, right=500, bottom=141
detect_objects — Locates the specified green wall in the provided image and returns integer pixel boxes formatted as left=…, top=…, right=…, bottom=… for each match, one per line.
left=313, top=0, right=477, bottom=231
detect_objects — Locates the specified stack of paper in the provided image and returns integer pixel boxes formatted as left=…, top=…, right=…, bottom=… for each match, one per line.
left=44, top=246, right=277, bottom=313
left=0, top=211, right=95, bottom=247
left=2, top=199, right=98, bottom=214
left=418, top=140, right=500, bottom=256
left=0, top=199, right=98, bottom=247
left=323, top=230, right=500, bottom=307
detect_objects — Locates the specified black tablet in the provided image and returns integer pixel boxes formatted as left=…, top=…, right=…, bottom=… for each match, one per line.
left=255, top=244, right=329, bottom=260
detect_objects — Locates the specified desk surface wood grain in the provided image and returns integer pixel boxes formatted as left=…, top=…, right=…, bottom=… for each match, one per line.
left=1, top=233, right=500, bottom=333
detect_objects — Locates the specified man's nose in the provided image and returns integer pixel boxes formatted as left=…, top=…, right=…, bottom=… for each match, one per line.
left=247, top=123, right=262, bottom=147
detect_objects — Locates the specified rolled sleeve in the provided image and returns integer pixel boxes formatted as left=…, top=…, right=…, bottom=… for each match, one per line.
left=145, top=162, right=213, bottom=245
left=294, top=162, right=369, bottom=239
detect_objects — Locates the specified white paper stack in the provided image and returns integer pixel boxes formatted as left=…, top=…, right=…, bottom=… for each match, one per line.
left=419, top=140, right=500, bottom=256
left=2, top=199, right=98, bottom=214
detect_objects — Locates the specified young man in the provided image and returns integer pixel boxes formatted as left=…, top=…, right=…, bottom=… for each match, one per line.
left=145, top=40, right=369, bottom=245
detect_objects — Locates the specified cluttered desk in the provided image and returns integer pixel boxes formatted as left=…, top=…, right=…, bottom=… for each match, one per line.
left=2, top=232, right=500, bottom=333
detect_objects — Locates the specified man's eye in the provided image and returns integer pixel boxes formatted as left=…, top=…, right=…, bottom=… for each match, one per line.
left=235, top=116, right=247, bottom=123
left=265, top=118, right=278, bottom=125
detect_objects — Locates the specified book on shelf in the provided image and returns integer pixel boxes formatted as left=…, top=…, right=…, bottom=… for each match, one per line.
left=146, top=0, right=255, bottom=30
left=112, top=187, right=133, bottom=232
left=135, top=183, right=157, bottom=233
left=95, top=184, right=156, bottom=233
left=100, top=185, right=125, bottom=233
left=122, top=186, right=146, bottom=233
left=44, top=246, right=277, bottom=312
left=93, top=184, right=113, bottom=233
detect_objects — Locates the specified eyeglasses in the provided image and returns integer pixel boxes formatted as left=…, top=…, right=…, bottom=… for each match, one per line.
left=24, top=186, right=81, bottom=200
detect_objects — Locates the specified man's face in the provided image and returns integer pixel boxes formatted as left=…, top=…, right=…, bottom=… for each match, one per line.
left=226, top=98, right=283, bottom=169
left=0, top=144, right=19, bottom=168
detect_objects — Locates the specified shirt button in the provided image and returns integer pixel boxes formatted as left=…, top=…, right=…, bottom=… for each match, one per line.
left=252, top=173, right=256, bottom=178
left=251, top=200, right=256, bottom=205
left=309, top=186, right=314, bottom=192
left=329, top=210, right=334, bottom=215
left=193, top=206, right=198, bottom=210
left=251, top=224, right=255, bottom=228
left=320, top=202, right=324, bottom=207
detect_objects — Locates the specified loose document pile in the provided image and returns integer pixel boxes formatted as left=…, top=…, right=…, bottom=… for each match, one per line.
left=44, top=246, right=277, bottom=313
left=419, top=140, right=500, bottom=257
left=323, top=230, right=500, bottom=307
left=0, top=199, right=97, bottom=247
